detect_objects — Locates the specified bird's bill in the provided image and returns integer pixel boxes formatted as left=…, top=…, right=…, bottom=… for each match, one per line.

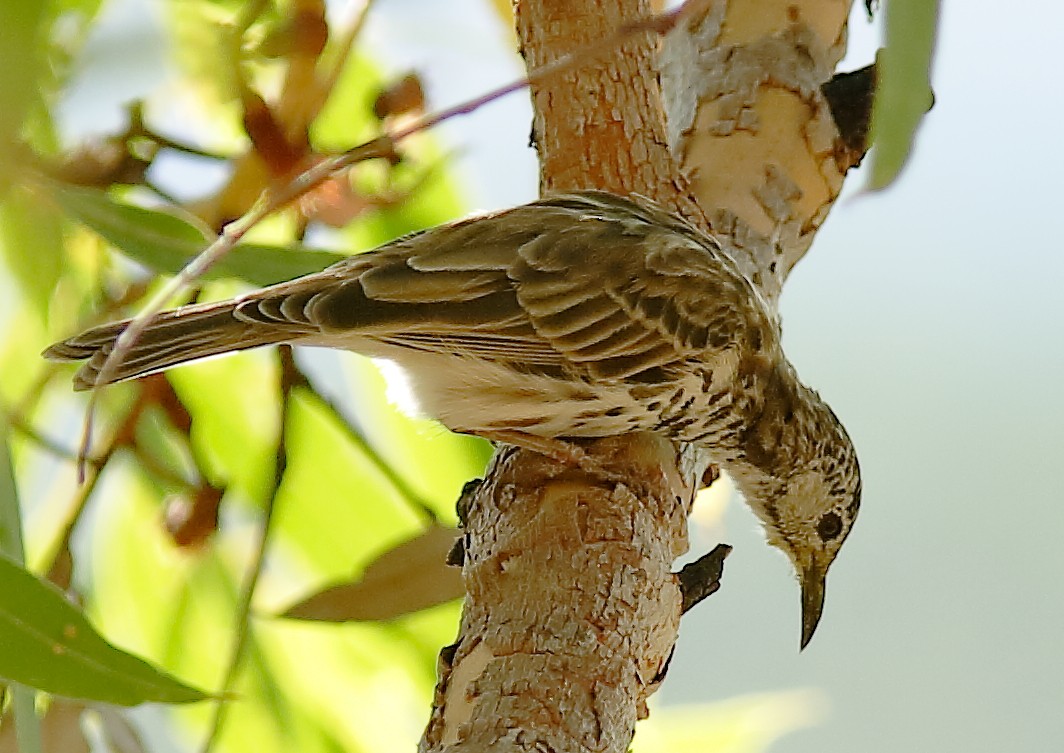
left=800, top=563, right=827, bottom=650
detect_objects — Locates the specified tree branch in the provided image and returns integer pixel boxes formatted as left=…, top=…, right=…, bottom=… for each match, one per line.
left=420, top=436, right=710, bottom=752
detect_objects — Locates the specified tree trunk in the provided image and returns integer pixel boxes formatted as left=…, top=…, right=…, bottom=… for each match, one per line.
left=420, top=2, right=861, bottom=751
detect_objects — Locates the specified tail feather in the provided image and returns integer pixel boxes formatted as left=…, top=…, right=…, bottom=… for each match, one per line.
left=43, top=300, right=294, bottom=390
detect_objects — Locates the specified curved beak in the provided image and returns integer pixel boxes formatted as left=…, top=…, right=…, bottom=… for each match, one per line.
left=800, top=562, right=827, bottom=650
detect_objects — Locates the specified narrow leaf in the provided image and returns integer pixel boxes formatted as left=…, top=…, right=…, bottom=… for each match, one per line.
left=51, top=185, right=348, bottom=286
left=869, top=0, right=939, bottom=188
left=0, top=189, right=65, bottom=319
left=0, top=421, right=42, bottom=753
left=0, top=0, right=49, bottom=194
left=283, top=524, right=464, bottom=622
left=0, top=553, right=209, bottom=705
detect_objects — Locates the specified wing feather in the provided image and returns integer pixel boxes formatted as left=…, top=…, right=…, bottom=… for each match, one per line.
left=292, top=194, right=772, bottom=376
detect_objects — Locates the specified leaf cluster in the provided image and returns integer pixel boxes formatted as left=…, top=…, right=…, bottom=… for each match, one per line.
left=0, top=3, right=485, bottom=751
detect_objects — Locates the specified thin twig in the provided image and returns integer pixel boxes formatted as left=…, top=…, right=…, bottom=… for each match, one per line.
left=2, top=406, right=104, bottom=469
left=198, top=346, right=296, bottom=753
left=48, top=378, right=173, bottom=569
left=5, top=407, right=194, bottom=487
left=146, top=131, right=231, bottom=161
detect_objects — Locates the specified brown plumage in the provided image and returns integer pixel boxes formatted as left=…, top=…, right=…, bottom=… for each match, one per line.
left=45, top=190, right=860, bottom=647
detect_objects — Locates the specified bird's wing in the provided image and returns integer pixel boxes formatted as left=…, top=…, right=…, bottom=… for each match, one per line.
left=509, top=209, right=770, bottom=380
left=240, top=192, right=769, bottom=380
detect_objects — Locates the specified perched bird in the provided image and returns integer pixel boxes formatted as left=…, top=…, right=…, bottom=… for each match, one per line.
left=45, top=190, right=860, bottom=647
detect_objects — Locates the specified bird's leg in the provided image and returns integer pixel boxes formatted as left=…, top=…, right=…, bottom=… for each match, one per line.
left=476, top=430, right=614, bottom=479
left=476, top=430, right=590, bottom=466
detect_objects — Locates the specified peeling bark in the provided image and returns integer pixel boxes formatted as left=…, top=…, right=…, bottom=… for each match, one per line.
left=661, top=0, right=859, bottom=301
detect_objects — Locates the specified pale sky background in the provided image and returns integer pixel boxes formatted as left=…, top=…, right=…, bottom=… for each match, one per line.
left=57, top=1, right=1064, bottom=752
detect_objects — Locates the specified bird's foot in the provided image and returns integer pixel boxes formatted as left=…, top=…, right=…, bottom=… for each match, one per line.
left=477, top=430, right=619, bottom=481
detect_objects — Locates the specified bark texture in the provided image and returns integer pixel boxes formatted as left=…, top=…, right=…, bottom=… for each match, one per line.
left=661, top=0, right=858, bottom=301
left=420, top=437, right=709, bottom=752
left=515, top=0, right=706, bottom=222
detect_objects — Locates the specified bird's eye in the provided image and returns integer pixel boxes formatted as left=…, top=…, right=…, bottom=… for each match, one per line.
left=816, top=511, right=844, bottom=541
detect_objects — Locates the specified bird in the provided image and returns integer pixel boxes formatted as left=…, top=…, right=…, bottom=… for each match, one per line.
left=45, top=189, right=860, bottom=648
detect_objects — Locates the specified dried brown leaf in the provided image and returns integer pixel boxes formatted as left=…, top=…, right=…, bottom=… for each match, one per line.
left=282, top=524, right=464, bottom=622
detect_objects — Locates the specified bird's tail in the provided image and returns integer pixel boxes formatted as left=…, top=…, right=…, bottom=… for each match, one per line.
left=43, top=300, right=292, bottom=391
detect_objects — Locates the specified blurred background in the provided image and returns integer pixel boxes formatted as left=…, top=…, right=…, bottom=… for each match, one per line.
left=1, top=1, right=1061, bottom=752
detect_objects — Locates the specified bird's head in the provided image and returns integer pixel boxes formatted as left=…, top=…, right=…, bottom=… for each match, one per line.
left=759, top=456, right=861, bottom=649
left=730, top=387, right=862, bottom=649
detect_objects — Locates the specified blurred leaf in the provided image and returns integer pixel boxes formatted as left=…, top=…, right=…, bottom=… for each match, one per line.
left=0, top=552, right=209, bottom=705
left=85, top=471, right=227, bottom=697
left=0, top=422, right=25, bottom=566
left=269, top=388, right=423, bottom=581
left=86, top=480, right=345, bottom=753
left=51, top=184, right=348, bottom=286
left=869, top=0, right=939, bottom=188
left=252, top=615, right=446, bottom=751
left=633, top=691, right=827, bottom=753
left=166, top=348, right=279, bottom=503
left=0, top=418, right=43, bottom=753
left=309, top=51, right=382, bottom=151
left=0, top=0, right=49, bottom=192
left=0, top=306, right=49, bottom=404
left=165, top=1, right=256, bottom=108
left=0, top=188, right=65, bottom=319
left=373, top=74, right=425, bottom=120
left=132, top=403, right=198, bottom=489
left=56, top=0, right=106, bottom=15
left=283, top=524, right=463, bottom=622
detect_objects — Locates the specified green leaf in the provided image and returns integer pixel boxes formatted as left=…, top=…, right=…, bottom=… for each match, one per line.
left=0, top=421, right=25, bottom=568
left=869, top=0, right=939, bottom=188
left=0, top=421, right=43, bottom=753
left=309, top=51, right=382, bottom=152
left=0, top=0, right=49, bottom=191
left=168, top=351, right=280, bottom=504
left=0, top=188, right=65, bottom=319
left=51, top=184, right=349, bottom=286
left=269, top=389, right=424, bottom=579
left=633, top=690, right=825, bottom=753
left=0, top=552, right=210, bottom=705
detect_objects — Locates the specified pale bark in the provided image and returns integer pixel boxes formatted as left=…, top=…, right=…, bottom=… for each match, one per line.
left=420, top=2, right=858, bottom=751
left=662, top=0, right=858, bottom=301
